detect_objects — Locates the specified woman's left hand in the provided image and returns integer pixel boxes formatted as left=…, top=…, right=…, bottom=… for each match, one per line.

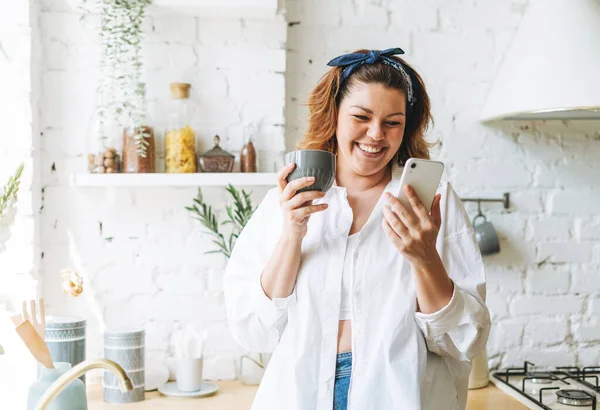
left=382, top=185, right=442, bottom=265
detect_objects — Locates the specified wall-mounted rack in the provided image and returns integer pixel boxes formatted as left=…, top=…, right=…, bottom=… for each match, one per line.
left=461, top=192, right=510, bottom=210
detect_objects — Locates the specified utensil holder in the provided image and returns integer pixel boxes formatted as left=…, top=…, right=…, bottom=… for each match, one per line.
left=103, top=328, right=145, bottom=403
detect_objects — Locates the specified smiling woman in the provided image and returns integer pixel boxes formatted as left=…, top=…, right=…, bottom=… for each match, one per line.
left=223, top=48, right=490, bottom=410
left=297, top=48, right=433, bottom=169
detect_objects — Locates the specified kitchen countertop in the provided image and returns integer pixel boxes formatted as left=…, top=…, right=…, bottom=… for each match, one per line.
left=88, top=382, right=527, bottom=409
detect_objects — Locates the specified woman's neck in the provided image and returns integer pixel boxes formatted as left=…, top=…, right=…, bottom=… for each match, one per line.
left=335, top=160, right=392, bottom=194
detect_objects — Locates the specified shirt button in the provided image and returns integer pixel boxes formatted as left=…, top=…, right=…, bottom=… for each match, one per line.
left=355, top=328, right=361, bottom=335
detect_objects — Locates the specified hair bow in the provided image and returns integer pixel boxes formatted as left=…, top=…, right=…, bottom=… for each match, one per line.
left=327, top=47, right=415, bottom=106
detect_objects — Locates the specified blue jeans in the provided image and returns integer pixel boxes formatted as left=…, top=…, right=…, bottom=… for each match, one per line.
left=333, top=352, right=352, bottom=410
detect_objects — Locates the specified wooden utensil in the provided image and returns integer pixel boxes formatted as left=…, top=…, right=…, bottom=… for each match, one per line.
left=11, top=314, right=23, bottom=327
left=22, top=298, right=46, bottom=340
left=15, top=319, right=54, bottom=368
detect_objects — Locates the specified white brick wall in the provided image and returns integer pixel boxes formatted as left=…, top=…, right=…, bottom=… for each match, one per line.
left=0, top=0, right=42, bottom=405
left=1, top=0, right=596, bottom=392
left=285, top=0, right=600, bottom=369
left=38, top=0, right=285, bottom=383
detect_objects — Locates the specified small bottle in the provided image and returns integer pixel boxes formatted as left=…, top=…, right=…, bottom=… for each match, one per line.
left=240, top=125, right=257, bottom=173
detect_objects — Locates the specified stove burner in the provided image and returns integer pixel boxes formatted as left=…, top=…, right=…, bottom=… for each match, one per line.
left=556, top=389, right=594, bottom=407
left=528, top=372, right=554, bottom=384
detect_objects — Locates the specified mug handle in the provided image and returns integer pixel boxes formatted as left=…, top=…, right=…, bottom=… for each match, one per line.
left=472, top=214, right=487, bottom=227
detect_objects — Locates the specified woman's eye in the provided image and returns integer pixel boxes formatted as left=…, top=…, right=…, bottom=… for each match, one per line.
left=385, top=121, right=401, bottom=126
left=353, top=115, right=369, bottom=121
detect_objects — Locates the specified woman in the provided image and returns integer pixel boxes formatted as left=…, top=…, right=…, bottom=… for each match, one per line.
left=224, top=48, right=491, bottom=410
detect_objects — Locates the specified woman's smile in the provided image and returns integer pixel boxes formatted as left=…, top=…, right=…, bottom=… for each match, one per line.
left=355, top=142, right=387, bottom=158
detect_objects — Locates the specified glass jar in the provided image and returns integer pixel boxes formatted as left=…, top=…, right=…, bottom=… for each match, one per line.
left=122, top=125, right=156, bottom=173
left=87, top=114, right=122, bottom=174
left=165, top=83, right=197, bottom=173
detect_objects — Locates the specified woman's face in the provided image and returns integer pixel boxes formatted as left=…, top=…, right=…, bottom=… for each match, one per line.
left=335, top=82, right=407, bottom=177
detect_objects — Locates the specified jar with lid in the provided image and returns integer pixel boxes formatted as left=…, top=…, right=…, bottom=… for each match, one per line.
left=165, top=83, right=197, bottom=173
left=122, top=113, right=156, bottom=173
left=86, top=113, right=122, bottom=174
left=198, top=135, right=235, bottom=172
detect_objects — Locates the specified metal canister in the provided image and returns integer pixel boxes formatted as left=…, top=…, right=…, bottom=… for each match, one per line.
left=45, top=316, right=86, bottom=383
left=103, top=328, right=145, bottom=403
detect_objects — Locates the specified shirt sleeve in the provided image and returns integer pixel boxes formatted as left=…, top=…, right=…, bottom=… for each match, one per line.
left=223, top=188, right=296, bottom=353
left=414, top=182, right=492, bottom=362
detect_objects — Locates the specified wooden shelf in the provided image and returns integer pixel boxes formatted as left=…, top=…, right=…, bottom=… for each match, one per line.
left=70, top=173, right=278, bottom=187
left=67, top=0, right=280, bottom=20
left=151, top=0, right=279, bottom=19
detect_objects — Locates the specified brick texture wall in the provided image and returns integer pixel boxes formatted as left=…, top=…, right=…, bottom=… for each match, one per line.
left=1, top=1, right=598, bottom=397
left=0, top=0, right=42, bottom=404
left=285, top=0, right=600, bottom=369
left=38, top=0, right=285, bottom=382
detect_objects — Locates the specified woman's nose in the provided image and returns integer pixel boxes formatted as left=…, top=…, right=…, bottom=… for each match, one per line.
left=366, top=123, right=384, bottom=140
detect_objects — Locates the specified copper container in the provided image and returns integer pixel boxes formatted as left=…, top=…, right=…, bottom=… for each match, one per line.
left=198, top=135, right=234, bottom=172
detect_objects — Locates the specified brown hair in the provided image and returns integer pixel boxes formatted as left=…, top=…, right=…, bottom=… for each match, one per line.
left=297, top=49, right=434, bottom=166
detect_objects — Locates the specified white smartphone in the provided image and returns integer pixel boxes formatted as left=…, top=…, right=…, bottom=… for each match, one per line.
left=397, top=158, right=445, bottom=213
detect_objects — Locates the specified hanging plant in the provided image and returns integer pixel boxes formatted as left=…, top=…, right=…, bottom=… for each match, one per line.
left=81, top=0, right=153, bottom=158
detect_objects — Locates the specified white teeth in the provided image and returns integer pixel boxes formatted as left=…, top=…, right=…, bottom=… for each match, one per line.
left=358, top=144, right=383, bottom=154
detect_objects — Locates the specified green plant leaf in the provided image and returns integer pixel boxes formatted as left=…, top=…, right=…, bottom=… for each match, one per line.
left=0, top=163, right=24, bottom=217
left=186, top=185, right=258, bottom=259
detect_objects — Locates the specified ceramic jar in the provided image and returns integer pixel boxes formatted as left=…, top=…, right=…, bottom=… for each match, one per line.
left=45, top=317, right=86, bottom=384
left=27, top=362, right=87, bottom=410
left=103, top=328, right=145, bottom=403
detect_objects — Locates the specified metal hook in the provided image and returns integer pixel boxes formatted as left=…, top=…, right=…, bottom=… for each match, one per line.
left=476, top=200, right=483, bottom=217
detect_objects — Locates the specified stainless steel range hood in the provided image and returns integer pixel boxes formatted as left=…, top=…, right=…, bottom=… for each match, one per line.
left=480, top=0, right=600, bottom=121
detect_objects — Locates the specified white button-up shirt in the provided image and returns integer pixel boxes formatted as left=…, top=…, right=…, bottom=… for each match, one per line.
left=224, top=165, right=491, bottom=410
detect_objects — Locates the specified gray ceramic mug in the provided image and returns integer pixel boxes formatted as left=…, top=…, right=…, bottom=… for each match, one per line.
left=283, top=150, right=336, bottom=194
left=473, top=215, right=500, bottom=256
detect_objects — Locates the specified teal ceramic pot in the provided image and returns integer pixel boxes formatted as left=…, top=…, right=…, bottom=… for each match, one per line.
left=27, top=362, right=87, bottom=410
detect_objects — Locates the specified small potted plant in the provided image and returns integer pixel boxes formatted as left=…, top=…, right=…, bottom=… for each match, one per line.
left=185, top=184, right=256, bottom=259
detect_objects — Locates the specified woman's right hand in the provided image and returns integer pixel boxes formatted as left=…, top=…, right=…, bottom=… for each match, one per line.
left=277, top=163, right=329, bottom=241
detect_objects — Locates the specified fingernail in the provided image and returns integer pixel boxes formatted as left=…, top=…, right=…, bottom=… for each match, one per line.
left=405, top=185, right=412, bottom=193
left=307, top=177, right=315, bottom=181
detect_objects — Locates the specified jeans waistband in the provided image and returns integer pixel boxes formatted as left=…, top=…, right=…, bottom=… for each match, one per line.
left=335, top=351, right=352, bottom=379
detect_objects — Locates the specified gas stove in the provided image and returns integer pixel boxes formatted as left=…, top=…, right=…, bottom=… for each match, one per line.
left=491, top=361, right=600, bottom=409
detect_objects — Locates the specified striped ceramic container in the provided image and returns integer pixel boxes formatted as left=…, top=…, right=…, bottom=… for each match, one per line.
left=45, top=316, right=86, bottom=383
left=103, top=328, right=145, bottom=403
